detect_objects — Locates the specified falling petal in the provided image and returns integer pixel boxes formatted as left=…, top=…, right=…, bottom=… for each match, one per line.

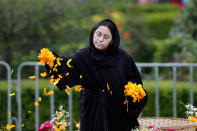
left=29, top=76, right=36, bottom=79
left=67, top=59, right=73, bottom=68
left=6, top=124, right=15, bottom=130
left=65, top=72, right=69, bottom=76
left=74, top=86, right=83, bottom=92
left=65, top=89, right=70, bottom=95
left=9, top=93, right=16, bottom=96
left=35, top=101, right=39, bottom=107
left=40, top=72, right=47, bottom=77
left=39, top=97, right=42, bottom=102
left=76, top=123, right=80, bottom=129
left=28, top=110, right=32, bottom=114
left=107, top=83, right=110, bottom=91
left=80, top=75, right=82, bottom=79
left=123, top=99, right=128, bottom=105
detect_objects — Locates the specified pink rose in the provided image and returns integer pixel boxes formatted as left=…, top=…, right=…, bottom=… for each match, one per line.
left=38, top=121, right=54, bottom=131
left=148, top=126, right=160, bottom=131
left=166, top=130, right=175, bottom=131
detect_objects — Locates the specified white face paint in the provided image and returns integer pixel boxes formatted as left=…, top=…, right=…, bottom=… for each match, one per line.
left=93, top=26, right=113, bottom=51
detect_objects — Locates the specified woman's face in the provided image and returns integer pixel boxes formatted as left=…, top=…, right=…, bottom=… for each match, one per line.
left=93, top=26, right=113, bottom=51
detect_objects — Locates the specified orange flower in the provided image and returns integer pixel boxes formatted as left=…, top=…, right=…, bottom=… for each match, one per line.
left=38, top=48, right=56, bottom=68
left=123, top=32, right=130, bottom=40
left=124, top=82, right=146, bottom=103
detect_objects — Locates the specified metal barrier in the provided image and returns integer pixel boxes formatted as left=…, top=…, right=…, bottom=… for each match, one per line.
left=137, top=63, right=197, bottom=118
left=1, top=62, right=195, bottom=130
left=0, top=61, right=12, bottom=125
left=16, top=62, right=55, bottom=131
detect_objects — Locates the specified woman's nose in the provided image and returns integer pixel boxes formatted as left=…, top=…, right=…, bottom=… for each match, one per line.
left=99, top=36, right=104, bottom=42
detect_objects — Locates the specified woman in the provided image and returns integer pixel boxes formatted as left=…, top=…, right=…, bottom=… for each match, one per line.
left=44, top=19, right=147, bottom=131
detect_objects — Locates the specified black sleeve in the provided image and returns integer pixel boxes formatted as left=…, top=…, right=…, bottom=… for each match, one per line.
left=126, top=56, right=147, bottom=118
left=45, top=51, right=82, bottom=90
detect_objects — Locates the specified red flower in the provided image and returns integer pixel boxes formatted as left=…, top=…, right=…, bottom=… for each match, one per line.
left=178, top=3, right=184, bottom=10
left=38, top=121, right=54, bottom=131
left=123, top=32, right=130, bottom=40
left=148, top=126, right=160, bottom=131
left=115, top=21, right=121, bottom=28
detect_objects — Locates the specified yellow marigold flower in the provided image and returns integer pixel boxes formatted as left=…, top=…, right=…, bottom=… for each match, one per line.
left=59, top=124, right=66, bottom=130
left=40, top=72, right=47, bottom=77
left=38, top=48, right=56, bottom=68
left=39, top=97, right=42, bottom=102
left=55, top=121, right=60, bottom=126
left=65, top=89, right=70, bottom=95
left=9, top=93, right=15, bottom=96
left=29, top=75, right=36, bottom=79
left=6, top=124, right=15, bottom=130
left=80, top=75, right=82, bottom=79
left=74, top=85, right=83, bottom=92
left=188, top=116, right=197, bottom=122
left=124, top=82, right=146, bottom=103
left=65, top=72, right=69, bottom=76
left=21, top=124, right=24, bottom=127
left=67, top=59, right=73, bottom=68
left=35, top=101, right=39, bottom=106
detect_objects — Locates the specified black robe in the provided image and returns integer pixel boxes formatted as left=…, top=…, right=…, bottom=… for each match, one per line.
left=45, top=20, right=147, bottom=131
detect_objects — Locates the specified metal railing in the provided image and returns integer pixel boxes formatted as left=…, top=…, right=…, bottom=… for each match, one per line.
left=16, top=62, right=55, bottom=131
left=0, top=61, right=12, bottom=125
left=137, top=63, right=197, bottom=117
left=1, top=62, right=196, bottom=130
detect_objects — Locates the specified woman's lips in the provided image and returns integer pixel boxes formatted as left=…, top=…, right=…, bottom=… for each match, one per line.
left=96, top=42, right=104, bottom=47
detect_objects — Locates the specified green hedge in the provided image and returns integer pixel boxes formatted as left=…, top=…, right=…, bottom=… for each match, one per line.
left=1, top=79, right=196, bottom=130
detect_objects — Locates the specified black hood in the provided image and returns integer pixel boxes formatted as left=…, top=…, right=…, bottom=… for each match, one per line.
left=88, top=19, right=120, bottom=67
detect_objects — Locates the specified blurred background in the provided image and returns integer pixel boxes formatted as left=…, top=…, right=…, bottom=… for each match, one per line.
left=0, top=0, right=197, bottom=130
